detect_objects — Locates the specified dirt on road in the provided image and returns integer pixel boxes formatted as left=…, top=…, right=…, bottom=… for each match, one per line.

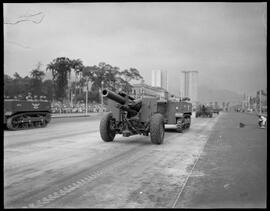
left=5, top=113, right=220, bottom=208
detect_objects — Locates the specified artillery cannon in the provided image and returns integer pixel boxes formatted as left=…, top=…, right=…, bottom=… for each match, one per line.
left=99, top=89, right=192, bottom=145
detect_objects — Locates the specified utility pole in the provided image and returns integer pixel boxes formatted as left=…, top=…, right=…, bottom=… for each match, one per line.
left=101, top=81, right=104, bottom=106
left=85, top=84, right=88, bottom=116
left=85, top=79, right=92, bottom=116
left=259, top=90, right=262, bottom=114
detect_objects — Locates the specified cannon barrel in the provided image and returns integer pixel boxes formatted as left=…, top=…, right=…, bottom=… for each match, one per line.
left=102, top=89, right=142, bottom=115
left=102, top=89, right=127, bottom=105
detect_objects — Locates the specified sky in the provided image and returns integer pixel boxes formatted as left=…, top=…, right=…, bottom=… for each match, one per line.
left=4, top=2, right=267, bottom=96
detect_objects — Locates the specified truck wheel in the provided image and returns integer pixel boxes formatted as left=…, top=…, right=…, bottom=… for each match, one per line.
left=100, top=112, right=115, bottom=142
left=176, top=118, right=183, bottom=133
left=150, top=113, right=165, bottom=145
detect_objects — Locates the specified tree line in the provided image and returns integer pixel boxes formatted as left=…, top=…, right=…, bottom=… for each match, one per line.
left=4, top=57, right=143, bottom=103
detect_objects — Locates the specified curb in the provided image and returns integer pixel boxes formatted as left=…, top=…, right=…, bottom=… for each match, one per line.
left=51, top=112, right=106, bottom=119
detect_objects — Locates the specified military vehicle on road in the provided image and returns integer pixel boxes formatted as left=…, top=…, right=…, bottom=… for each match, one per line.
left=4, top=98, right=51, bottom=130
left=99, top=89, right=192, bottom=145
left=195, top=104, right=213, bottom=118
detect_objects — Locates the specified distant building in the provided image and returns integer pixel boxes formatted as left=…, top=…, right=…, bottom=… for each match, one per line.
left=180, top=71, right=198, bottom=105
left=151, top=70, right=168, bottom=90
left=131, top=80, right=168, bottom=100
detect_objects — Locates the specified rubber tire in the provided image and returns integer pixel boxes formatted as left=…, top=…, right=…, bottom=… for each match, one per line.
left=150, top=113, right=165, bottom=145
left=100, top=112, right=116, bottom=142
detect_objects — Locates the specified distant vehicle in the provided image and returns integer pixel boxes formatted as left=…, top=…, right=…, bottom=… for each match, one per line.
left=4, top=98, right=51, bottom=130
left=212, top=107, right=221, bottom=115
left=195, top=104, right=213, bottom=118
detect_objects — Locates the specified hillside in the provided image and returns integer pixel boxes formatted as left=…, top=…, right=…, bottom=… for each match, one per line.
left=198, top=85, right=243, bottom=106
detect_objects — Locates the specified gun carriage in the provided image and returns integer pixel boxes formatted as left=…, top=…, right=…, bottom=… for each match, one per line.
left=99, top=89, right=192, bottom=144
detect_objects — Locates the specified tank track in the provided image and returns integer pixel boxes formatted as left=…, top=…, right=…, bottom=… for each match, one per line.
left=6, top=112, right=51, bottom=131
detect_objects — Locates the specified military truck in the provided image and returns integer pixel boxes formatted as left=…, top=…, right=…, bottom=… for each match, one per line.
left=99, top=89, right=192, bottom=145
left=195, top=104, right=213, bottom=118
left=212, top=107, right=220, bottom=115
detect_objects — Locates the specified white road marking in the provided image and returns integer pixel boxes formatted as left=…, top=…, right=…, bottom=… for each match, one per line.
left=171, top=114, right=221, bottom=208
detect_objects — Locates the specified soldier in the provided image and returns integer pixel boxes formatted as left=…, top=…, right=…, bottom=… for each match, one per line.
left=43, top=96, right=48, bottom=102
left=18, top=94, right=23, bottom=100
left=26, top=92, right=33, bottom=101
left=34, top=95, right=38, bottom=101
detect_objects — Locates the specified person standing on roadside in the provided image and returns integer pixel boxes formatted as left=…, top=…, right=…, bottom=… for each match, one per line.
left=258, top=114, right=267, bottom=128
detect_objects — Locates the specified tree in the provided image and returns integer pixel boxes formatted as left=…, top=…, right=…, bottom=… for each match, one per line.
left=13, top=72, right=22, bottom=80
left=30, top=62, right=45, bottom=80
left=46, top=57, right=84, bottom=102
left=4, top=74, right=14, bottom=97
left=81, top=62, right=121, bottom=93
left=120, top=68, right=143, bottom=93
left=42, top=79, right=54, bottom=101
left=79, top=62, right=144, bottom=102
left=30, top=62, right=45, bottom=95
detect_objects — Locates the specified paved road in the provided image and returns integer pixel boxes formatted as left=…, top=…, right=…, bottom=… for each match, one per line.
left=4, top=112, right=266, bottom=208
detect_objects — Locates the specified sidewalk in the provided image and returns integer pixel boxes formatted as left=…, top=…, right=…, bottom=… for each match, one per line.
left=175, top=112, right=267, bottom=208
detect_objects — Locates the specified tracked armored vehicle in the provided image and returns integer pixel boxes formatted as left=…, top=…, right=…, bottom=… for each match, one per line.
left=4, top=98, right=51, bottom=130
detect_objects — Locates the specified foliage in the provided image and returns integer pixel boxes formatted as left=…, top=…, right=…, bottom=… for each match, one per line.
left=120, top=68, right=143, bottom=93
left=46, top=57, right=84, bottom=101
left=30, top=62, right=45, bottom=95
left=4, top=58, right=143, bottom=103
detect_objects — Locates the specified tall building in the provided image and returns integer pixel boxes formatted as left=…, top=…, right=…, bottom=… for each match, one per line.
left=151, top=70, right=168, bottom=91
left=180, top=71, right=198, bottom=104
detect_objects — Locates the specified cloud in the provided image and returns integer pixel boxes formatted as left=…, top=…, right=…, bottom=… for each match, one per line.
left=4, top=2, right=267, bottom=96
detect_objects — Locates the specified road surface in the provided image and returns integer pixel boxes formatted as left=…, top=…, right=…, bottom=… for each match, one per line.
left=4, top=112, right=266, bottom=208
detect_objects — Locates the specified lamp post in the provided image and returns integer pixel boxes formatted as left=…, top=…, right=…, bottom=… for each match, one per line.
left=85, top=82, right=88, bottom=116
left=101, top=81, right=104, bottom=106
left=259, top=90, right=262, bottom=114
left=85, top=77, right=89, bottom=116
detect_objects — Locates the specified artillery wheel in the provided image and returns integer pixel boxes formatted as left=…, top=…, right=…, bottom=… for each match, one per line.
left=150, top=113, right=165, bottom=145
left=100, top=112, right=116, bottom=142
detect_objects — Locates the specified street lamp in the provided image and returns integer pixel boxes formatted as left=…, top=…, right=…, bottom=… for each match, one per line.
left=101, top=81, right=104, bottom=106
left=85, top=78, right=88, bottom=116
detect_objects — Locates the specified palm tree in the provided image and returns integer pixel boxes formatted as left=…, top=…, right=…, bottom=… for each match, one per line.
left=46, top=57, right=84, bottom=102
left=30, top=69, right=45, bottom=81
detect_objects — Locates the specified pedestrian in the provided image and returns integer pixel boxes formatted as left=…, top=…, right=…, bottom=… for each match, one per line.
left=26, top=92, right=33, bottom=101
left=258, top=115, right=267, bottom=128
left=34, top=95, right=38, bottom=101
